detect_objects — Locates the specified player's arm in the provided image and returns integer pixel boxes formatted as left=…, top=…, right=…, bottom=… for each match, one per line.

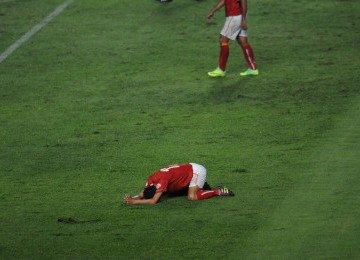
left=131, top=187, right=146, bottom=200
left=123, top=191, right=162, bottom=205
left=240, top=0, right=248, bottom=30
left=206, top=0, right=225, bottom=21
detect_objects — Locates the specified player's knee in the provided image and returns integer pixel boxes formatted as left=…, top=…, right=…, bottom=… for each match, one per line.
left=219, top=36, right=229, bottom=45
left=187, top=194, right=198, bottom=201
left=219, top=39, right=229, bottom=45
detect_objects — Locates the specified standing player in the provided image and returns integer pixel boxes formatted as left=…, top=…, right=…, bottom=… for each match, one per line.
left=123, top=163, right=234, bottom=205
left=207, top=0, right=259, bottom=77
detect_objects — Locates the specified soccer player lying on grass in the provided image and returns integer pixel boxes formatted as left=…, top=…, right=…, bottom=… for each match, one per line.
left=123, top=163, right=234, bottom=205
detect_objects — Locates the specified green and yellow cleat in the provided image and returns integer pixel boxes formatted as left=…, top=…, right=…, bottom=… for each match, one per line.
left=240, top=68, right=259, bottom=76
left=208, top=67, right=226, bottom=77
left=216, top=186, right=235, bottom=197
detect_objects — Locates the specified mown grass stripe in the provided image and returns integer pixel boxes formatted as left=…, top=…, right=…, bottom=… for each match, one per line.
left=242, top=97, right=360, bottom=258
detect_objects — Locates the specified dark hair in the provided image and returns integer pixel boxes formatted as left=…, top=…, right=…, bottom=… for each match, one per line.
left=143, top=185, right=156, bottom=199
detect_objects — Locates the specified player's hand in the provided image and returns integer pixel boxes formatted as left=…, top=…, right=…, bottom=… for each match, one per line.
left=206, top=11, right=214, bottom=22
left=123, top=194, right=134, bottom=205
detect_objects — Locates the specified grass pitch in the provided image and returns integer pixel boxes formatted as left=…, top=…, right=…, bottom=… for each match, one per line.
left=0, top=0, right=359, bottom=258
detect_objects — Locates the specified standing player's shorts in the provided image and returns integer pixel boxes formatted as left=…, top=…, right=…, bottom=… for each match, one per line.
left=189, top=163, right=207, bottom=188
left=220, top=15, right=248, bottom=40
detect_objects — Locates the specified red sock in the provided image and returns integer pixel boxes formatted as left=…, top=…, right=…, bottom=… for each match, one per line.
left=196, top=189, right=219, bottom=200
left=242, top=44, right=257, bottom=70
left=219, top=42, right=229, bottom=71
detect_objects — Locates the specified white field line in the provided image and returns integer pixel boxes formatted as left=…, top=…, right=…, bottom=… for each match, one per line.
left=0, top=0, right=73, bottom=64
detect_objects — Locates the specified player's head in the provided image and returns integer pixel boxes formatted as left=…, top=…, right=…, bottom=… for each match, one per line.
left=143, top=185, right=156, bottom=199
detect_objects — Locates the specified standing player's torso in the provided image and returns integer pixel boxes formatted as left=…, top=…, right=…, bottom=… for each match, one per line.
left=225, top=0, right=242, bottom=17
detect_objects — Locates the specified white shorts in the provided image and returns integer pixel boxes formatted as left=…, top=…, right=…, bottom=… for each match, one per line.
left=189, top=163, right=207, bottom=188
left=220, top=15, right=248, bottom=40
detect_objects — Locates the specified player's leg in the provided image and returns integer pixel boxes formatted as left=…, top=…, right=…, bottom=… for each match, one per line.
left=208, top=35, right=229, bottom=77
left=218, top=35, right=230, bottom=72
left=208, top=16, right=241, bottom=77
left=188, top=163, right=234, bottom=200
left=188, top=163, right=213, bottom=200
left=237, top=35, right=259, bottom=76
left=188, top=185, right=235, bottom=201
left=187, top=185, right=201, bottom=201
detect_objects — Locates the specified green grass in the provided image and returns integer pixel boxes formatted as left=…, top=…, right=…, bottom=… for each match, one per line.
left=0, top=0, right=359, bottom=258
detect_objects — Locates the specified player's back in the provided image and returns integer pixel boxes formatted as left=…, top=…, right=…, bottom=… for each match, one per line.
left=149, top=164, right=194, bottom=192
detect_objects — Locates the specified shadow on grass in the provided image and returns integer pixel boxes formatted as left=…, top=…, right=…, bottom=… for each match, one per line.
left=57, top=217, right=101, bottom=224
left=202, top=78, right=268, bottom=105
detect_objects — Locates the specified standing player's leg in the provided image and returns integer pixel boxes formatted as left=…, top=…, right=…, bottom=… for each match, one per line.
left=218, top=36, right=230, bottom=72
left=208, top=35, right=229, bottom=78
left=237, top=34, right=259, bottom=76
left=208, top=16, right=243, bottom=78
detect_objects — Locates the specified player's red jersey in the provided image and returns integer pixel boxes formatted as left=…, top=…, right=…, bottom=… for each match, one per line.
left=145, top=164, right=194, bottom=193
left=225, top=0, right=242, bottom=17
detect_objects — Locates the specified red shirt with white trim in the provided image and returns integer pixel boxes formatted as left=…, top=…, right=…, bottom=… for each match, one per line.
left=145, top=164, right=193, bottom=193
left=225, top=0, right=242, bottom=17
